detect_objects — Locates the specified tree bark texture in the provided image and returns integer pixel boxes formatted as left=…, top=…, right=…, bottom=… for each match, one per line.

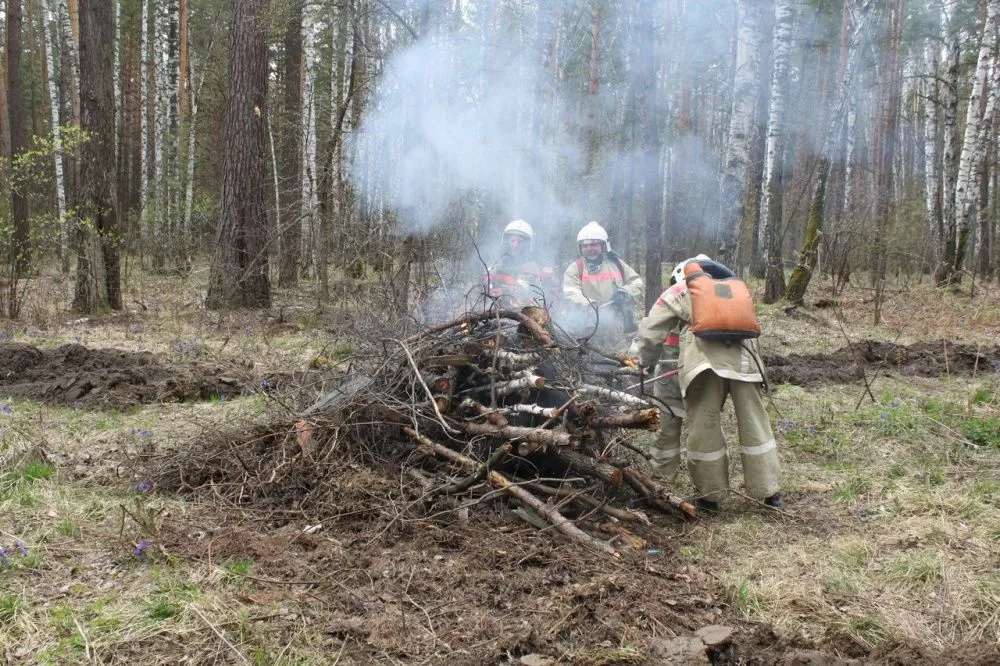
left=73, top=0, right=120, bottom=312
left=718, top=0, right=767, bottom=268
left=951, top=0, right=999, bottom=280
left=759, top=0, right=794, bottom=302
left=637, top=0, right=662, bottom=312
left=205, top=0, right=271, bottom=310
left=8, top=0, right=30, bottom=280
left=278, top=0, right=302, bottom=287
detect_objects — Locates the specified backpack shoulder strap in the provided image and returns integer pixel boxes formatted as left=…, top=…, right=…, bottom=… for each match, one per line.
left=576, top=257, right=584, bottom=278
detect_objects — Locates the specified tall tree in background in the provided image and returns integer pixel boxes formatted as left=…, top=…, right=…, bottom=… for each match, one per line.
left=636, top=0, right=661, bottom=311
left=718, top=0, right=768, bottom=268
left=205, top=0, right=271, bottom=309
left=73, top=0, right=120, bottom=312
left=871, top=0, right=905, bottom=324
left=950, top=0, right=999, bottom=282
left=7, top=0, right=30, bottom=284
left=278, top=0, right=302, bottom=287
left=43, top=0, right=67, bottom=272
left=758, top=0, right=794, bottom=303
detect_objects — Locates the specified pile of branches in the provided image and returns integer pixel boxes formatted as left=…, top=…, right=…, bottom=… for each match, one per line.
left=309, top=305, right=697, bottom=552
left=151, top=305, right=698, bottom=555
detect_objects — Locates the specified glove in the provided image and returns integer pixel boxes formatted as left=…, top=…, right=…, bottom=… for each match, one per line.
left=611, top=289, right=629, bottom=307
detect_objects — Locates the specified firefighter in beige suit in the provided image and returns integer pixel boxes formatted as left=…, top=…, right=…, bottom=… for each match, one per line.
left=637, top=257, right=783, bottom=511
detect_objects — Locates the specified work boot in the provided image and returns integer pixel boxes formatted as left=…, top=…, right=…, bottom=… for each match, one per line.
left=764, top=493, right=786, bottom=510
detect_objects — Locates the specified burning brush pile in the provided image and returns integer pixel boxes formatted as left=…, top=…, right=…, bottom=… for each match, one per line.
left=151, top=305, right=698, bottom=555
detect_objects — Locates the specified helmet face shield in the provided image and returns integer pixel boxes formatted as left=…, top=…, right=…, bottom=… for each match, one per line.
left=503, top=219, right=534, bottom=255
left=576, top=221, right=609, bottom=258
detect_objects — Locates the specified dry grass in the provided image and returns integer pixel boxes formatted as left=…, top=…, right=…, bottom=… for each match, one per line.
left=4, top=266, right=1000, bottom=662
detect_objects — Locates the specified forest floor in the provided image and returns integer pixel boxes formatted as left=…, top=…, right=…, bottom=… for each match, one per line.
left=3, top=267, right=1000, bottom=664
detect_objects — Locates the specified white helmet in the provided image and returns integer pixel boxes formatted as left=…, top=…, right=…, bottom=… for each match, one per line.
left=503, top=219, right=534, bottom=240
left=671, top=254, right=711, bottom=285
left=576, top=221, right=608, bottom=244
left=576, top=221, right=610, bottom=254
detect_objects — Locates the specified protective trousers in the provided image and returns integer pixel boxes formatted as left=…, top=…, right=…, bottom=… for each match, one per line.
left=684, top=370, right=781, bottom=502
left=649, top=370, right=685, bottom=481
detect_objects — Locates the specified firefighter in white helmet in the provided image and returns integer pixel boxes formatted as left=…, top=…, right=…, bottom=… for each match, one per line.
left=637, top=255, right=783, bottom=514
left=562, top=221, right=643, bottom=347
left=487, top=219, right=554, bottom=306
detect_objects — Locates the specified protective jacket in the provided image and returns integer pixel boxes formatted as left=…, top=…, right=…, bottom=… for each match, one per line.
left=562, top=253, right=643, bottom=347
left=637, top=280, right=780, bottom=501
left=488, top=254, right=554, bottom=305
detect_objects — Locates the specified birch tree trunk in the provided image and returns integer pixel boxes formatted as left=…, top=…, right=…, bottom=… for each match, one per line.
left=923, top=0, right=942, bottom=260
left=936, top=2, right=960, bottom=284
left=300, top=0, right=319, bottom=279
left=950, top=0, right=999, bottom=282
left=718, top=0, right=767, bottom=268
left=44, top=0, right=67, bottom=270
left=138, top=0, right=149, bottom=238
left=974, top=60, right=1000, bottom=278
left=758, top=0, right=794, bottom=302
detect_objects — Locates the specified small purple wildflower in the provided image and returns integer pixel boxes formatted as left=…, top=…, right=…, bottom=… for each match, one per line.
left=776, top=419, right=798, bottom=431
left=879, top=412, right=889, bottom=421
left=259, top=378, right=274, bottom=390
left=1, top=404, right=13, bottom=415
left=14, top=541, right=27, bottom=557
left=131, top=428, right=153, bottom=439
left=0, top=547, right=12, bottom=568
left=855, top=506, right=871, bottom=518
left=134, top=480, right=152, bottom=493
left=134, top=539, right=153, bottom=561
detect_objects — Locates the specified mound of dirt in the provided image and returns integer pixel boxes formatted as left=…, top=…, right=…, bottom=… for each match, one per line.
left=0, top=342, right=253, bottom=410
left=765, top=339, right=1000, bottom=386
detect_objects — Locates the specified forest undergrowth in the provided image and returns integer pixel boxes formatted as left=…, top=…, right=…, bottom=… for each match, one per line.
left=2, top=266, right=1000, bottom=664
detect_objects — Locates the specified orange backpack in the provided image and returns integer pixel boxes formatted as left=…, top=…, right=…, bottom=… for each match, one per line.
left=683, top=261, right=760, bottom=341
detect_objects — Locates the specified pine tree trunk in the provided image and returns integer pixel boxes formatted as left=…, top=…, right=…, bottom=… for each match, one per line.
left=871, top=0, right=905, bottom=325
left=73, top=0, right=119, bottom=312
left=8, top=0, right=30, bottom=283
left=277, top=0, right=302, bottom=287
left=637, top=0, right=661, bottom=311
left=205, top=0, right=271, bottom=310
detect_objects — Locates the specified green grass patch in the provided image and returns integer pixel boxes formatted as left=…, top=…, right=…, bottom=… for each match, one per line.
left=959, top=417, right=1000, bottom=448
left=0, top=594, right=21, bottom=625
left=221, top=557, right=254, bottom=587
left=720, top=574, right=773, bottom=621
left=833, top=474, right=868, bottom=502
left=882, top=548, right=942, bottom=590
left=146, top=599, right=179, bottom=622
left=834, top=612, right=887, bottom=648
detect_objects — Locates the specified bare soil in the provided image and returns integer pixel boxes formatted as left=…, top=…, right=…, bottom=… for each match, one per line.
left=0, top=342, right=320, bottom=410
left=3, top=337, right=989, bottom=414
left=766, top=339, right=1000, bottom=386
